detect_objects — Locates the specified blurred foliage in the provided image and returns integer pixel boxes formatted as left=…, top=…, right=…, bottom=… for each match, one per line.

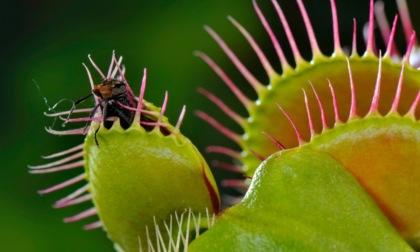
left=1, top=0, right=418, bottom=251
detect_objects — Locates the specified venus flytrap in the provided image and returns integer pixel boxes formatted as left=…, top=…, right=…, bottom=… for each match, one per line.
left=30, top=53, right=219, bottom=252
left=199, top=0, right=420, bottom=247
left=190, top=54, right=420, bottom=251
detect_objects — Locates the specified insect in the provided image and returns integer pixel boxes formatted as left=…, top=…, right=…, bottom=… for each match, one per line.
left=67, top=78, right=136, bottom=129
left=63, top=78, right=137, bottom=146
left=92, top=78, right=137, bottom=129
left=66, top=77, right=171, bottom=146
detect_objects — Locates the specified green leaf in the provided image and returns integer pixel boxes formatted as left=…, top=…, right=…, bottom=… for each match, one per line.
left=190, top=147, right=412, bottom=251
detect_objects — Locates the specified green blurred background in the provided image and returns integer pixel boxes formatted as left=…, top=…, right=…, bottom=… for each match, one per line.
left=1, top=0, right=418, bottom=251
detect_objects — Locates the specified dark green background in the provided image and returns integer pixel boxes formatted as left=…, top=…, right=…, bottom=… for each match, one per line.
left=1, top=0, right=418, bottom=251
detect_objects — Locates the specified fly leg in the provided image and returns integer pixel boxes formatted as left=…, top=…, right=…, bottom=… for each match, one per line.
left=63, top=93, right=93, bottom=126
left=94, top=101, right=108, bottom=147
left=83, top=100, right=103, bottom=134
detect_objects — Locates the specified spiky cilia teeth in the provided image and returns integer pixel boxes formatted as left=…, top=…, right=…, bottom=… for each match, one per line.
left=374, top=0, right=420, bottom=67
left=198, top=0, right=420, bottom=180
left=270, top=54, right=419, bottom=149
left=138, top=209, right=216, bottom=252
left=29, top=142, right=100, bottom=229
left=270, top=46, right=420, bottom=152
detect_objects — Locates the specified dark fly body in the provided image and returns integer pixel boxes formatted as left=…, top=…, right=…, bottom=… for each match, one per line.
left=92, top=79, right=137, bottom=130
